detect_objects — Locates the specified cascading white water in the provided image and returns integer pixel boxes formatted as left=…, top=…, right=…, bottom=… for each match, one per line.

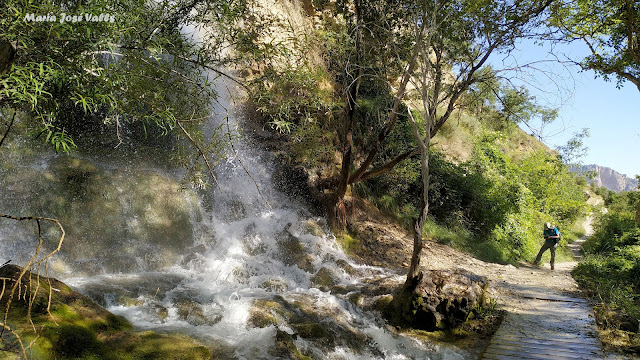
left=0, top=67, right=469, bottom=360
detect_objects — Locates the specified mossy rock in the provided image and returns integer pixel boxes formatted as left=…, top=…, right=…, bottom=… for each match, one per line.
left=0, top=264, right=211, bottom=360
left=247, top=295, right=370, bottom=354
left=291, top=323, right=329, bottom=338
left=247, top=299, right=283, bottom=328
left=311, top=267, right=337, bottom=291
left=271, top=330, right=313, bottom=360
left=336, top=259, right=357, bottom=275
left=276, top=226, right=315, bottom=272
left=301, top=220, right=326, bottom=237
left=260, top=278, right=289, bottom=292
left=175, top=298, right=223, bottom=326
left=384, top=270, right=490, bottom=331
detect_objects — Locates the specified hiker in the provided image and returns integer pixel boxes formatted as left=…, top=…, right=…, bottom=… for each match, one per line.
left=533, top=222, right=561, bottom=270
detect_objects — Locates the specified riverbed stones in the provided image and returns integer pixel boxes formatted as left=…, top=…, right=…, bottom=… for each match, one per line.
left=385, top=269, right=492, bottom=331
left=247, top=295, right=370, bottom=354
left=175, top=298, right=224, bottom=326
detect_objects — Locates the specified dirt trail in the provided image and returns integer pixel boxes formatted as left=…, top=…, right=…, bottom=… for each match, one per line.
left=471, top=216, right=604, bottom=359
left=348, top=198, right=619, bottom=359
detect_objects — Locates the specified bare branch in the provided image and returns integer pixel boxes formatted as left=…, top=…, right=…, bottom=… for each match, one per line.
left=0, top=108, right=16, bottom=148
left=176, top=112, right=222, bottom=191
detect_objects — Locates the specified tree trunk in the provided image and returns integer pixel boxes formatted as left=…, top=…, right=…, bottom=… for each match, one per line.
left=0, top=39, right=17, bottom=75
left=330, top=0, right=362, bottom=231
left=636, top=198, right=640, bottom=226
left=405, top=109, right=430, bottom=284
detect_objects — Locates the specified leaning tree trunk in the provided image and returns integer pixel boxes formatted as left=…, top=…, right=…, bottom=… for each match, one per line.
left=405, top=109, right=431, bottom=284
left=329, top=0, right=362, bottom=231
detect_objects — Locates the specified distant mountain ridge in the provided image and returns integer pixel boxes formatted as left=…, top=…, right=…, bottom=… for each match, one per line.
left=576, top=164, right=638, bottom=192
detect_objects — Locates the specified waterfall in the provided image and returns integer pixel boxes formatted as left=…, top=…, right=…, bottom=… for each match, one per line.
left=0, top=73, right=468, bottom=360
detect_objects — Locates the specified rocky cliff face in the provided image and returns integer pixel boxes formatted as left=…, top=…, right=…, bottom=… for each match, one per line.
left=578, top=164, right=638, bottom=192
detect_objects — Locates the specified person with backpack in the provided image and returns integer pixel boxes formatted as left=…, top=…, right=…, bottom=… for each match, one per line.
left=533, top=222, right=561, bottom=270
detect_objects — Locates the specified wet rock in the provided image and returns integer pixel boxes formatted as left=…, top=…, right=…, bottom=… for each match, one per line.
left=181, top=243, right=208, bottom=266
left=242, top=224, right=267, bottom=256
left=220, top=197, right=248, bottom=222
left=336, top=259, right=357, bottom=275
left=272, top=329, right=313, bottom=360
left=348, top=292, right=364, bottom=306
left=175, top=299, right=223, bottom=326
left=78, top=273, right=185, bottom=307
left=247, top=295, right=370, bottom=354
left=276, top=225, right=315, bottom=273
left=247, top=299, right=281, bottom=328
left=311, top=267, right=337, bottom=291
left=385, top=270, right=492, bottom=331
left=301, top=220, right=326, bottom=237
left=133, top=301, right=170, bottom=323
left=372, top=294, right=394, bottom=312
left=260, top=278, right=289, bottom=292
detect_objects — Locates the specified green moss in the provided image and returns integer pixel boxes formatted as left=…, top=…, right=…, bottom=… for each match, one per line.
left=247, top=299, right=283, bottom=328
left=311, top=267, right=337, bottom=290
left=292, top=323, right=329, bottom=338
left=302, top=220, right=326, bottom=237
left=336, top=233, right=360, bottom=254
left=48, top=324, right=102, bottom=358
left=111, top=331, right=210, bottom=360
left=51, top=304, right=82, bottom=322
left=272, top=330, right=313, bottom=360
left=0, top=265, right=211, bottom=360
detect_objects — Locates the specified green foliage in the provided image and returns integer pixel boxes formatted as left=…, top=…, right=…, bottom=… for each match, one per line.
left=556, top=129, right=590, bottom=164
left=1, top=0, right=250, bottom=185
left=252, top=66, right=339, bottom=134
left=358, top=126, right=587, bottom=264
left=574, top=190, right=640, bottom=339
left=584, top=208, right=639, bottom=254
left=549, top=0, right=640, bottom=89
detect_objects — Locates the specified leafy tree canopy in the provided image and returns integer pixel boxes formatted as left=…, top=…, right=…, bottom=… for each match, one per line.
left=1, top=0, right=251, bottom=184
left=550, top=0, right=640, bottom=90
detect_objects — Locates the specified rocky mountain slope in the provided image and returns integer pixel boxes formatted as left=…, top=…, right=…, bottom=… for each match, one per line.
left=576, top=164, right=638, bottom=192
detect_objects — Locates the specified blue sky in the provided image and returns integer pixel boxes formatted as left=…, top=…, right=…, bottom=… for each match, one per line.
left=491, top=40, right=640, bottom=178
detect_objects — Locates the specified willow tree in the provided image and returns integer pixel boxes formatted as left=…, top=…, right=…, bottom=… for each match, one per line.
left=0, top=0, right=250, bottom=184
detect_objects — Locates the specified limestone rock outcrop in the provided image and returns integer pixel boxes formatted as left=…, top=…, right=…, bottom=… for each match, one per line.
left=385, top=269, right=493, bottom=331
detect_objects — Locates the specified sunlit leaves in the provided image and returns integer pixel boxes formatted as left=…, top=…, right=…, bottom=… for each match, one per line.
left=1, top=0, right=247, bottom=160
left=550, top=0, right=640, bottom=90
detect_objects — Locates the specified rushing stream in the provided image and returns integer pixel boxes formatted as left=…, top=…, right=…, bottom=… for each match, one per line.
left=0, top=77, right=469, bottom=359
